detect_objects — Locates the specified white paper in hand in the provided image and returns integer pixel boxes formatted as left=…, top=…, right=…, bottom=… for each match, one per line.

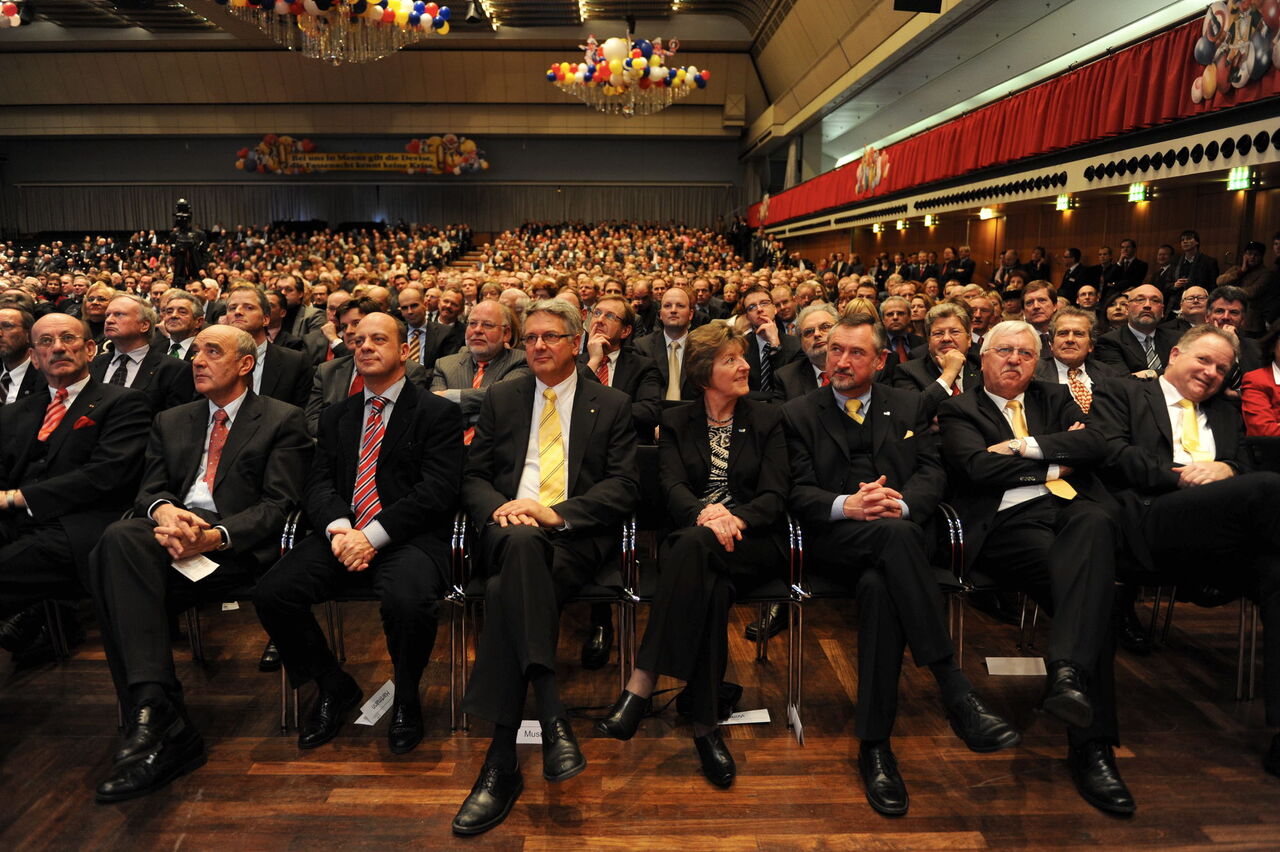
left=172, top=554, right=219, bottom=583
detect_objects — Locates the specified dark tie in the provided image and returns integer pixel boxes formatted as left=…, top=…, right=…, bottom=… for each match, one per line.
left=203, top=409, right=229, bottom=491
left=0, top=370, right=10, bottom=405
left=352, top=396, right=388, bottom=529
left=108, top=354, right=130, bottom=386
left=894, top=336, right=909, bottom=364
left=759, top=342, right=775, bottom=392
left=168, top=341, right=182, bottom=357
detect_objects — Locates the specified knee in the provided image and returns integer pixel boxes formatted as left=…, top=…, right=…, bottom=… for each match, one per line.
left=856, top=566, right=889, bottom=602
left=1251, top=471, right=1280, bottom=501
left=252, top=562, right=289, bottom=611
left=664, top=526, right=718, bottom=557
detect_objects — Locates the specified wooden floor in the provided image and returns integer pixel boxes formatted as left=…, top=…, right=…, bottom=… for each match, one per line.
left=2, top=595, right=1278, bottom=850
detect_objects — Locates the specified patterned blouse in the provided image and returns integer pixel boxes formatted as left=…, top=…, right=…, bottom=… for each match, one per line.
left=700, top=423, right=735, bottom=508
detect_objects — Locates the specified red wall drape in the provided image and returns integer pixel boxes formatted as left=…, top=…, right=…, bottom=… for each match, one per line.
left=750, top=18, right=1280, bottom=228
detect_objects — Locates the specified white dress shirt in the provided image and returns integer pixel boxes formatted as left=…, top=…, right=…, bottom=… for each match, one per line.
left=107, top=341, right=149, bottom=386
left=252, top=340, right=269, bottom=395
left=1, top=357, right=31, bottom=404
left=1159, top=376, right=1215, bottom=465
left=1054, top=359, right=1093, bottom=389
left=984, top=389, right=1061, bottom=512
left=324, top=376, right=407, bottom=551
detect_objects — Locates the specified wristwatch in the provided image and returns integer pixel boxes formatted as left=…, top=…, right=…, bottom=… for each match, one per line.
left=1007, top=438, right=1024, bottom=456
left=215, top=526, right=231, bottom=551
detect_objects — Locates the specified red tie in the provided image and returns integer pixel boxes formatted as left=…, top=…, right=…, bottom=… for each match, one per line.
left=462, top=361, right=488, bottom=446
left=325, top=345, right=335, bottom=362
left=820, top=372, right=830, bottom=387
left=596, top=357, right=610, bottom=386
left=349, top=372, right=364, bottom=397
left=37, top=388, right=69, bottom=441
left=352, top=396, right=388, bottom=529
left=951, top=383, right=962, bottom=397
left=203, top=409, right=229, bottom=491
left=895, top=337, right=909, bottom=364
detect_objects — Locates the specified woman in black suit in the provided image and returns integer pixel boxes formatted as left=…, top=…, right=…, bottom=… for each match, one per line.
left=596, top=322, right=789, bottom=788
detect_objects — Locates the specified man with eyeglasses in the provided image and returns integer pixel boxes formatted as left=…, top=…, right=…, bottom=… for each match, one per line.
left=739, top=285, right=803, bottom=402
left=452, top=299, right=638, bottom=836
left=939, top=320, right=1131, bottom=815
left=1095, top=284, right=1181, bottom=379
left=776, top=304, right=839, bottom=401
left=1162, top=285, right=1209, bottom=334
left=0, top=314, right=150, bottom=656
left=891, top=301, right=983, bottom=421
left=432, top=300, right=529, bottom=443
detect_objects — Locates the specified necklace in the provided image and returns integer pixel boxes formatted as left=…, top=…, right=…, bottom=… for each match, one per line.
left=707, top=413, right=734, bottom=426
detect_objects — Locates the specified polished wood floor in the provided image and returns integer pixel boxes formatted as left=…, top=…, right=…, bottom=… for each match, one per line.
left=2, top=594, right=1278, bottom=850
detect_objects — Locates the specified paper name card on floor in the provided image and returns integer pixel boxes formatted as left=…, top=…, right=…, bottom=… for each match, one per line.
left=986, top=656, right=1047, bottom=676
left=220, top=601, right=240, bottom=612
left=353, top=680, right=396, bottom=726
left=721, top=709, right=770, bottom=725
left=517, top=720, right=543, bottom=744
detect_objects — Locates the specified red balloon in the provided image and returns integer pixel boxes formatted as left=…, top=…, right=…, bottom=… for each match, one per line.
left=381, top=8, right=393, bottom=22
left=423, top=1, right=438, bottom=15
left=1, top=2, right=17, bottom=15
left=300, top=139, right=316, bottom=152
left=405, top=139, right=421, bottom=153
left=289, top=2, right=303, bottom=12
left=237, top=147, right=249, bottom=158
left=263, top=133, right=278, bottom=144
left=701, top=69, right=710, bottom=80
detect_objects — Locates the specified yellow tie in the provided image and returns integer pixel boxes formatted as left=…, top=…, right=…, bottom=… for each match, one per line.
left=844, top=398, right=864, bottom=424
left=666, top=341, right=682, bottom=401
left=1005, top=399, right=1076, bottom=500
left=538, top=388, right=567, bottom=506
left=1177, top=398, right=1213, bottom=462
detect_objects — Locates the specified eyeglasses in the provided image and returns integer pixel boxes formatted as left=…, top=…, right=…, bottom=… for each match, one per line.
left=589, top=308, right=624, bottom=324
left=1181, top=295, right=1207, bottom=303
left=929, top=328, right=966, bottom=339
left=800, top=322, right=835, bottom=339
left=466, top=320, right=504, bottom=332
left=522, top=332, right=574, bottom=347
left=990, top=345, right=1038, bottom=361
left=34, top=333, right=86, bottom=348
left=745, top=300, right=774, bottom=313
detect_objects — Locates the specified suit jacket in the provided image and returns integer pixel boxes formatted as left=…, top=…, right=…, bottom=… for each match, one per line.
left=776, top=358, right=825, bottom=401
left=285, top=304, right=325, bottom=339
left=462, top=373, right=639, bottom=534
left=1091, top=378, right=1251, bottom=568
left=258, top=342, right=313, bottom=409
left=1024, top=259, right=1051, bottom=283
left=309, top=380, right=462, bottom=552
left=937, top=382, right=1111, bottom=566
left=0, top=380, right=150, bottom=570
left=1116, top=258, right=1148, bottom=290
left=1033, top=356, right=1125, bottom=384
left=1173, top=253, right=1221, bottom=290
left=1093, top=325, right=1181, bottom=375
left=90, top=342, right=196, bottom=414
left=6, top=360, right=43, bottom=402
left=431, top=347, right=530, bottom=423
left=889, top=353, right=983, bottom=420
left=744, top=330, right=804, bottom=401
left=420, top=321, right=466, bottom=371
left=660, top=397, right=788, bottom=531
left=271, top=330, right=305, bottom=352
left=1149, top=264, right=1178, bottom=292
left=882, top=331, right=926, bottom=377
left=1242, top=365, right=1280, bottom=437
left=783, top=383, right=945, bottom=536
left=578, top=348, right=662, bottom=434
left=1060, top=264, right=1088, bottom=302
left=633, top=330, right=698, bottom=401
left=136, top=392, right=310, bottom=570
left=306, top=355, right=431, bottom=436
left=302, top=329, right=348, bottom=366
left=952, top=257, right=975, bottom=284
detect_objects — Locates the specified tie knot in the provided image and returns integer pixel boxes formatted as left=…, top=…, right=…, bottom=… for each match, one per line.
left=543, top=388, right=557, bottom=403
left=476, top=361, right=488, bottom=369
left=1005, top=399, right=1023, bottom=413
left=369, top=396, right=387, bottom=413
left=845, top=398, right=862, bottom=417
left=212, top=408, right=228, bottom=424
left=1067, top=368, right=1080, bottom=379
left=1177, top=398, right=1194, bottom=411
left=54, top=387, right=68, bottom=401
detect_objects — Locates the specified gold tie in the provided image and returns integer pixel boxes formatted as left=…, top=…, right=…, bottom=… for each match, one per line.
left=1177, top=399, right=1213, bottom=462
left=407, top=328, right=422, bottom=364
left=537, top=388, right=567, bottom=506
left=1005, top=399, right=1076, bottom=500
left=666, top=341, right=682, bottom=401
left=844, top=398, right=864, bottom=424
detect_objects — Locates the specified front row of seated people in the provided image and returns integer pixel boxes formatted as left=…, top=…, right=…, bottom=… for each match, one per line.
left=2, top=297, right=1279, bottom=834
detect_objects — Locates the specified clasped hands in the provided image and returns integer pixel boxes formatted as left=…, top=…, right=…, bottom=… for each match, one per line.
left=696, top=502, right=746, bottom=552
left=843, top=475, right=903, bottom=522
left=326, top=525, right=377, bottom=572
left=152, top=504, right=221, bottom=561
left=492, top=499, right=564, bottom=529
left=1172, top=460, right=1233, bottom=488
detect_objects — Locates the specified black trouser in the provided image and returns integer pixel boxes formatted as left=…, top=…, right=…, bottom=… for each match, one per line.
left=636, top=527, right=783, bottom=727
left=0, top=518, right=80, bottom=619
left=461, top=524, right=613, bottom=727
left=807, top=518, right=955, bottom=742
left=254, top=533, right=449, bottom=696
left=973, top=495, right=1119, bottom=747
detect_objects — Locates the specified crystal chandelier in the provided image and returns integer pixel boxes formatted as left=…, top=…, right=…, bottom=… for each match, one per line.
left=215, top=0, right=452, bottom=66
left=547, top=34, right=710, bottom=117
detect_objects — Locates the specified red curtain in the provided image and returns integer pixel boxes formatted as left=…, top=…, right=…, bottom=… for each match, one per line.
left=750, top=19, right=1280, bottom=227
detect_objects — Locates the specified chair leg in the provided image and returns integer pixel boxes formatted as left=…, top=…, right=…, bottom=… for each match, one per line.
left=186, top=608, right=204, bottom=664
left=1237, top=599, right=1249, bottom=701
left=280, top=667, right=289, bottom=733
left=448, top=605, right=458, bottom=732
left=1250, top=602, right=1260, bottom=701
left=957, top=596, right=966, bottom=668
left=335, top=602, right=346, bottom=663
left=44, top=600, right=69, bottom=660
left=1148, top=586, right=1165, bottom=641
left=1161, top=590, right=1177, bottom=645
left=1017, top=594, right=1029, bottom=651
left=324, top=601, right=338, bottom=654
left=1028, top=603, right=1040, bottom=650
left=755, top=603, right=767, bottom=663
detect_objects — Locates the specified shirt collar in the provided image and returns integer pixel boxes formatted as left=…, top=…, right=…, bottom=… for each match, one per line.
left=1158, top=376, right=1191, bottom=408
left=364, top=375, right=407, bottom=404
left=1126, top=324, right=1152, bottom=344
left=114, top=340, right=149, bottom=361
left=831, top=383, right=871, bottom=411
left=208, top=389, right=248, bottom=422
left=536, top=368, right=578, bottom=399
left=50, top=374, right=90, bottom=400
left=984, top=387, right=1026, bottom=409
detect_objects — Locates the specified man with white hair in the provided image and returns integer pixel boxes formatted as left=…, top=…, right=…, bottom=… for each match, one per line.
left=90, top=294, right=194, bottom=413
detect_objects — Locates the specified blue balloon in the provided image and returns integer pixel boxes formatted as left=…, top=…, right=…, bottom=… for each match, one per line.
left=413, top=1, right=423, bottom=11
left=695, top=76, right=706, bottom=88
left=437, top=5, right=450, bottom=19
left=353, top=0, right=367, bottom=12
left=667, top=68, right=677, bottom=80
left=635, top=39, right=652, bottom=59
left=547, top=71, right=557, bottom=81
left=586, top=63, right=595, bottom=74
left=409, top=11, right=420, bottom=24
left=432, top=14, right=443, bottom=26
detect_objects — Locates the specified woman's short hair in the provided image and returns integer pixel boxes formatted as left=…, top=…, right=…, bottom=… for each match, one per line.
left=684, top=322, right=746, bottom=391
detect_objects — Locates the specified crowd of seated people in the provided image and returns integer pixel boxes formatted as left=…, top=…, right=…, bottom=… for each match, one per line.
left=1, top=220, right=1280, bottom=833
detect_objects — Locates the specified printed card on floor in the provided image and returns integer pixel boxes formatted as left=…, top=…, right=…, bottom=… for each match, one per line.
left=722, top=708, right=770, bottom=725
left=353, top=680, right=396, bottom=726
left=517, top=720, right=543, bottom=744
left=986, top=656, right=1048, bottom=676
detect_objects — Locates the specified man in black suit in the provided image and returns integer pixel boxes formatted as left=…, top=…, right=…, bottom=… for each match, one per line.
left=224, top=284, right=313, bottom=408
left=1148, top=244, right=1178, bottom=294
left=879, top=296, right=924, bottom=377
left=1094, top=284, right=1181, bottom=379
left=632, top=285, right=697, bottom=402
left=740, top=285, right=803, bottom=401
left=690, top=278, right=720, bottom=327
left=264, top=290, right=306, bottom=352
left=890, top=301, right=982, bottom=420
left=629, top=280, right=657, bottom=336
left=451, top=299, right=638, bottom=836
left=1207, top=285, right=1265, bottom=393
left=776, top=304, right=837, bottom=402
left=89, top=324, right=310, bottom=802
left=398, top=286, right=431, bottom=368
left=1033, top=307, right=1125, bottom=412
left=939, top=320, right=1131, bottom=815
left=1091, top=324, right=1280, bottom=780
left=302, top=290, right=353, bottom=366
left=954, top=245, right=976, bottom=285
left=276, top=274, right=325, bottom=340
left=419, top=288, right=466, bottom=371
left=580, top=295, right=662, bottom=437
left=256, top=312, right=462, bottom=755
left=784, top=314, right=1019, bottom=817
left=157, top=290, right=203, bottom=361
left=1059, top=248, right=1088, bottom=303
left=0, top=314, right=150, bottom=628
left=0, top=306, right=42, bottom=404
left=990, top=249, right=1023, bottom=290
left=1091, top=246, right=1122, bottom=302
left=91, top=294, right=195, bottom=414
left=1024, top=246, right=1051, bottom=283
left=1116, top=239, right=1148, bottom=291
left=1173, top=229, right=1220, bottom=293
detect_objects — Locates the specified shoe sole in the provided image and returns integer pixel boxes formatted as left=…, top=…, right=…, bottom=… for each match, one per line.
left=949, top=718, right=1023, bottom=753
left=94, top=748, right=208, bottom=804
left=451, top=776, right=524, bottom=836
left=543, top=756, right=587, bottom=783
left=1043, top=693, right=1094, bottom=730
left=298, top=690, right=364, bottom=750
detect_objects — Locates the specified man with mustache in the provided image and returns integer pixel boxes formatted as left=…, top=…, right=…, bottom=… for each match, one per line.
left=1094, top=284, right=1181, bottom=379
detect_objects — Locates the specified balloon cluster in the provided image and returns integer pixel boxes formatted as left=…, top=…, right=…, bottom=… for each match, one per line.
left=1190, top=1, right=1279, bottom=104
left=2, top=1, right=22, bottom=27
left=236, top=134, right=317, bottom=174
left=214, top=0, right=452, bottom=34
left=545, top=35, right=710, bottom=95
left=405, top=134, right=489, bottom=175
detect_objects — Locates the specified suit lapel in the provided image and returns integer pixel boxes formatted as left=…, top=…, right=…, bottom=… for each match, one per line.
left=44, top=381, right=103, bottom=462
left=259, top=344, right=279, bottom=397
left=870, top=387, right=892, bottom=459
left=567, top=378, right=597, bottom=490
left=380, top=383, right=417, bottom=457
left=132, top=347, right=161, bottom=391
left=505, top=378, right=533, bottom=489
left=1206, top=397, right=1238, bottom=461
left=816, top=390, right=850, bottom=460
left=214, top=393, right=263, bottom=492
left=179, top=402, right=208, bottom=493
left=1143, top=381, right=1174, bottom=450
left=976, top=390, right=1013, bottom=439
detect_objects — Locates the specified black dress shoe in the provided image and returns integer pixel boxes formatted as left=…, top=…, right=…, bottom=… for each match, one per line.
left=580, top=624, right=612, bottom=671
left=858, top=741, right=908, bottom=816
left=387, top=701, right=423, bottom=755
left=95, top=724, right=206, bottom=804
left=0, top=604, right=46, bottom=653
left=298, top=677, right=363, bottom=750
left=1043, top=661, right=1094, bottom=729
left=676, top=680, right=743, bottom=722
left=451, top=763, right=524, bottom=836
left=693, top=729, right=735, bottom=788
left=596, top=690, right=651, bottom=740
left=1115, top=611, right=1153, bottom=655
left=113, top=701, right=185, bottom=765
left=948, top=691, right=1022, bottom=753
left=1068, top=741, right=1135, bottom=815
left=743, top=602, right=788, bottom=642
left=541, top=717, right=586, bottom=782
left=258, top=641, right=282, bottom=672
left=1263, top=733, right=1280, bottom=778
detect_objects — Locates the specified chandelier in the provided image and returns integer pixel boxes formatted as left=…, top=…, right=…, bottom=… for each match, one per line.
left=214, top=0, right=452, bottom=65
left=546, top=34, right=710, bottom=117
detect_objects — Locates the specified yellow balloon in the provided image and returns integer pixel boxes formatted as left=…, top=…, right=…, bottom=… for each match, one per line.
left=395, top=10, right=408, bottom=25
left=609, top=59, right=622, bottom=76
left=633, top=56, right=647, bottom=72
left=560, top=62, right=570, bottom=75
left=438, top=19, right=449, bottom=32
left=676, top=69, right=686, bottom=80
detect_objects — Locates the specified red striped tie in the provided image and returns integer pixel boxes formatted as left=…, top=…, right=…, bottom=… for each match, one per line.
left=596, top=357, right=610, bottom=386
left=351, top=396, right=387, bottom=529
left=37, top=388, right=69, bottom=441
left=462, top=361, right=487, bottom=446
left=203, top=409, right=229, bottom=491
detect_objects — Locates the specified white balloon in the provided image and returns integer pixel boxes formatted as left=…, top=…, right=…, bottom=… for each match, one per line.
left=649, top=66, right=665, bottom=81
left=302, top=0, right=320, bottom=14
left=602, top=37, right=628, bottom=62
